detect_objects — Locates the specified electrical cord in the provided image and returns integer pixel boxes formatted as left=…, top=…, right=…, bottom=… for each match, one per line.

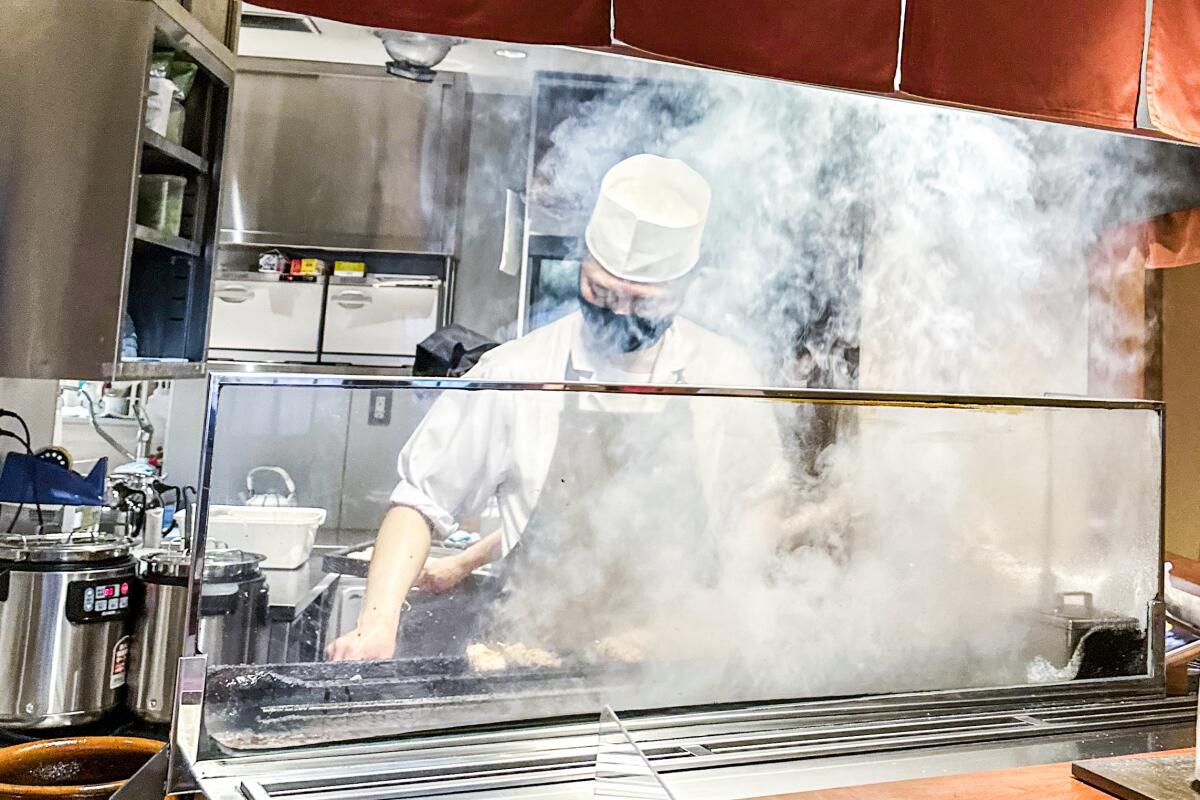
left=152, top=480, right=184, bottom=537
left=0, top=431, right=43, bottom=535
left=0, top=411, right=40, bottom=530
left=1, top=409, right=46, bottom=534
left=166, top=485, right=197, bottom=539
left=0, top=411, right=30, bottom=449
left=0, top=431, right=25, bottom=534
left=130, top=488, right=147, bottom=540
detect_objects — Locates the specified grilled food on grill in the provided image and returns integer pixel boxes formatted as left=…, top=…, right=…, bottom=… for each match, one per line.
left=501, top=642, right=562, bottom=668
left=466, top=641, right=563, bottom=671
left=466, top=643, right=508, bottom=672
left=594, top=632, right=649, bottom=663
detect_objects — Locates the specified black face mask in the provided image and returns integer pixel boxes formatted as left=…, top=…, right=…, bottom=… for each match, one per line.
left=578, top=292, right=673, bottom=354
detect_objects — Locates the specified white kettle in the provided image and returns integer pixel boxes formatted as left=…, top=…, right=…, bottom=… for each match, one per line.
left=242, top=466, right=298, bottom=507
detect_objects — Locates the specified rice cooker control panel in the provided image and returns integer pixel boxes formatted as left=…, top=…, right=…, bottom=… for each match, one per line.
left=66, top=577, right=137, bottom=624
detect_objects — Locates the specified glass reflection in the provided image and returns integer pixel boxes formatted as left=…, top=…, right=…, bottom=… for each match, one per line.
left=200, top=382, right=1159, bottom=752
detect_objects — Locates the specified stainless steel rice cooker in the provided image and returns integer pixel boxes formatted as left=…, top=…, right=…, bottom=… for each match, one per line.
left=128, top=543, right=268, bottom=722
left=0, top=532, right=136, bottom=728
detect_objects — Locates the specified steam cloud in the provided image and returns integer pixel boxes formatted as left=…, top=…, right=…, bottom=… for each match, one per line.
left=529, top=58, right=1200, bottom=394
left=485, top=58, right=1189, bottom=709
left=229, top=50, right=1200, bottom=746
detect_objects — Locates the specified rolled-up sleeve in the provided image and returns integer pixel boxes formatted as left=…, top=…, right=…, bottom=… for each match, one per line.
left=389, top=358, right=511, bottom=539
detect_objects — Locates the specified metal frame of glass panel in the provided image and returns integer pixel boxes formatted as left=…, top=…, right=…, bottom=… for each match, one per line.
left=168, top=372, right=1166, bottom=793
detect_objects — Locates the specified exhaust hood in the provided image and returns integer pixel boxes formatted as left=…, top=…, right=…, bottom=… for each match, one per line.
left=219, top=58, right=466, bottom=254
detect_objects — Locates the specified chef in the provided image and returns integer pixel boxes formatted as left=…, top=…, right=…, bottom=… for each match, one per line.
left=328, top=154, right=785, bottom=662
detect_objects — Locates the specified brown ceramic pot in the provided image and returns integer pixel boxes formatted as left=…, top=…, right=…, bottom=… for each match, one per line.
left=0, top=737, right=162, bottom=800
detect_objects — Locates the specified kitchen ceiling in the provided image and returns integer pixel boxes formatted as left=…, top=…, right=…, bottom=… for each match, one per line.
left=237, top=3, right=623, bottom=91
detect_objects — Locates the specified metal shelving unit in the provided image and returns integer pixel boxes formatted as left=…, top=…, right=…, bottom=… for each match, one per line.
left=113, top=0, right=235, bottom=381
left=114, top=359, right=208, bottom=380
left=141, top=128, right=211, bottom=173
left=133, top=224, right=203, bottom=257
left=0, top=0, right=233, bottom=382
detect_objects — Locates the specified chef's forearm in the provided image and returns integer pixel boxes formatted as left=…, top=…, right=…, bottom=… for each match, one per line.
left=457, top=530, right=502, bottom=571
left=357, top=505, right=432, bottom=633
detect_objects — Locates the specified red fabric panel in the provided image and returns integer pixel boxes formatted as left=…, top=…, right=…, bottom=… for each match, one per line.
left=1148, top=208, right=1200, bottom=270
left=901, top=0, right=1144, bottom=128
left=1086, top=221, right=1152, bottom=398
left=1146, top=0, right=1200, bottom=144
left=614, top=0, right=901, bottom=93
left=250, top=0, right=611, bottom=46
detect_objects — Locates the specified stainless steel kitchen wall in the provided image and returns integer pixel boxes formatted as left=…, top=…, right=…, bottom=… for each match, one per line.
left=337, top=387, right=430, bottom=534
left=219, top=58, right=466, bottom=254
left=205, top=384, right=429, bottom=540
left=449, top=91, right=531, bottom=341
left=207, top=386, right=352, bottom=531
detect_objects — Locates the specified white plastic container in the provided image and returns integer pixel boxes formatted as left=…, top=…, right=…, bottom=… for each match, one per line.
left=206, top=505, right=326, bottom=569
left=145, top=76, right=174, bottom=136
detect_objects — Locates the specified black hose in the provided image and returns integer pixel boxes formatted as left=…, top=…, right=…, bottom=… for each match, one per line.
left=0, top=410, right=44, bottom=532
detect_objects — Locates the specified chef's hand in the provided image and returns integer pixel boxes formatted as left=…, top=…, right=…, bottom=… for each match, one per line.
left=326, top=624, right=396, bottom=661
left=416, top=555, right=472, bottom=594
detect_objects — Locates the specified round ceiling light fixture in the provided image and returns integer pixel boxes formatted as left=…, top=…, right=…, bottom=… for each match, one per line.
left=494, top=48, right=529, bottom=60
left=374, top=30, right=461, bottom=81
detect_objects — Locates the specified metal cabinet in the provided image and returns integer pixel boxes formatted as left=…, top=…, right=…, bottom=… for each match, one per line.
left=219, top=59, right=465, bottom=255
left=0, top=0, right=234, bottom=380
left=209, top=274, right=325, bottom=361
left=320, top=277, right=442, bottom=367
left=209, top=57, right=465, bottom=372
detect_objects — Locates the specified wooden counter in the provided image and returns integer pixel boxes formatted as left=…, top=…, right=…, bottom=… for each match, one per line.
left=747, top=748, right=1194, bottom=799
left=1166, top=552, right=1200, bottom=592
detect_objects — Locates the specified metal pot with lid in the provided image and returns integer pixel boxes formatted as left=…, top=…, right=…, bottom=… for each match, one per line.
left=0, top=531, right=136, bottom=728
left=0, top=531, right=133, bottom=565
left=1028, top=591, right=1144, bottom=680
left=127, top=542, right=268, bottom=723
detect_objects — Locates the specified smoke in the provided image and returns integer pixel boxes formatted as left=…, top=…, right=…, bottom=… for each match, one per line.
left=482, top=396, right=1160, bottom=711
left=230, top=51, right=1197, bottom=746
left=479, top=61, right=1185, bottom=710
left=528, top=59, right=1200, bottom=395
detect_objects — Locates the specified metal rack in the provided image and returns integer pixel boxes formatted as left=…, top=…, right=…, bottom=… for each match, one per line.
left=117, top=2, right=234, bottom=380
left=0, top=0, right=233, bottom=381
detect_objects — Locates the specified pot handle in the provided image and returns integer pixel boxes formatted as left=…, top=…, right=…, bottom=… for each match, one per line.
left=216, top=284, right=253, bottom=303
left=246, top=465, right=297, bottom=505
left=1056, top=591, right=1094, bottom=613
left=333, top=289, right=372, bottom=309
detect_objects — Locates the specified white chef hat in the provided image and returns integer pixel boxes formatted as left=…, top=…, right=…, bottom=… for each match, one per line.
left=584, top=154, right=711, bottom=284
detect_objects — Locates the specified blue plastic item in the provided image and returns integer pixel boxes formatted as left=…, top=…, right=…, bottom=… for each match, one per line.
left=120, top=311, right=138, bottom=359
left=0, top=454, right=107, bottom=506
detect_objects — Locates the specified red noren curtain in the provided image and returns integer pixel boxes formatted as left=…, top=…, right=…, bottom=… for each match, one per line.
left=1145, top=0, right=1200, bottom=145
left=900, top=0, right=1145, bottom=129
left=249, top=0, right=611, bottom=46
left=250, top=0, right=1200, bottom=145
left=613, top=0, right=901, bottom=94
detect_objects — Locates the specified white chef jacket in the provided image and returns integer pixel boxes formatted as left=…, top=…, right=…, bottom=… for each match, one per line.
left=390, top=311, right=785, bottom=555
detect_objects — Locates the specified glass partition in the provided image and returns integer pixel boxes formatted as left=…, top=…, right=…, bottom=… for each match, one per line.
left=190, top=376, right=1161, bottom=754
